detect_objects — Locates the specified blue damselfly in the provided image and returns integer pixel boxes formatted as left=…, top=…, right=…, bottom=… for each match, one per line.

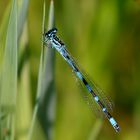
left=44, top=28, right=120, bottom=132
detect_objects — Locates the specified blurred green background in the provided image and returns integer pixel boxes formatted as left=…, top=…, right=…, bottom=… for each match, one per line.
left=0, top=0, right=140, bottom=140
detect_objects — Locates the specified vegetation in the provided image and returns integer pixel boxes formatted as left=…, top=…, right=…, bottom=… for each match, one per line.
left=0, top=0, right=140, bottom=140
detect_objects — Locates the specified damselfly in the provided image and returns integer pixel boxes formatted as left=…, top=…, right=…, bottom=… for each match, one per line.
left=44, top=28, right=120, bottom=132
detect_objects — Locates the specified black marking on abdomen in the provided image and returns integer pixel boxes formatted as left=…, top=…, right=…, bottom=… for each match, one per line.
left=82, top=78, right=88, bottom=86
left=66, top=55, right=70, bottom=60
left=72, top=63, right=79, bottom=72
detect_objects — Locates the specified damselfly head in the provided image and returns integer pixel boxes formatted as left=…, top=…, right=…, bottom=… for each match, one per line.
left=44, top=28, right=58, bottom=47
left=45, top=28, right=57, bottom=38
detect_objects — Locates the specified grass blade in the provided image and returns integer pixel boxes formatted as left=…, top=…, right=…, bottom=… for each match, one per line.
left=37, top=0, right=56, bottom=139
left=28, top=1, right=48, bottom=139
left=0, top=0, right=17, bottom=139
left=28, top=0, right=56, bottom=139
left=0, top=0, right=17, bottom=109
left=17, top=0, right=29, bottom=39
left=0, top=3, right=11, bottom=92
left=16, top=22, right=32, bottom=140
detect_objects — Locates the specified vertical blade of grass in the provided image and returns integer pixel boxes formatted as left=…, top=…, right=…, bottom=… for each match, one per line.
left=28, top=1, right=48, bottom=140
left=17, top=0, right=29, bottom=78
left=38, top=0, right=56, bottom=139
left=16, top=22, right=32, bottom=140
left=0, top=0, right=17, bottom=109
left=17, top=0, right=29, bottom=39
left=0, top=0, right=17, bottom=140
left=47, top=0, right=55, bottom=29
left=14, top=1, right=29, bottom=139
left=0, top=0, right=29, bottom=88
left=0, top=3, right=11, bottom=93
left=28, top=0, right=56, bottom=139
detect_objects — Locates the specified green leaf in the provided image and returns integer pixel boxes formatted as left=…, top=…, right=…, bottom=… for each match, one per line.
left=17, top=0, right=29, bottom=39
left=27, top=1, right=47, bottom=139
left=0, top=3, right=11, bottom=89
left=0, top=0, right=17, bottom=110
left=28, top=0, right=56, bottom=139
left=0, top=0, right=17, bottom=139
left=37, top=0, right=56, bottom=139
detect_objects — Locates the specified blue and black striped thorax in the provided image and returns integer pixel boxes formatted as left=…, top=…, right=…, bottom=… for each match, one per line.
left=44, top=28, right=79, bottom=72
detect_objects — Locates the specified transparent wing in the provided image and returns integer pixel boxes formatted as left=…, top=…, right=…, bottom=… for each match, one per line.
left=65, top=48, right=114, bottom=113
left=72, top=70, right=104, bottom=118
left=83, top=72, right=114, bottom=112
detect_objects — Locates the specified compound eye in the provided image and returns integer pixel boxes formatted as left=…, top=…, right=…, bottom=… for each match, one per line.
left=45, top=28, right=58, bottom=38
left=44, top=32, right=50, bottom=38
left=52, top=28, right=57, bottom=34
